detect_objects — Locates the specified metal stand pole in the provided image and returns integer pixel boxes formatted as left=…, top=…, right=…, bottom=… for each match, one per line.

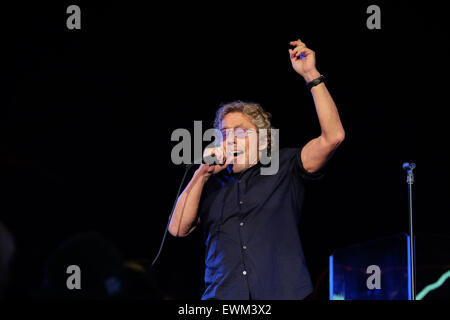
left=403, top=162, right=416, bottom=300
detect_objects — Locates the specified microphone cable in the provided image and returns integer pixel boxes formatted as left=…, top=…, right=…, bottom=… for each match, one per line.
left=151, top=163, right=196, bottom=268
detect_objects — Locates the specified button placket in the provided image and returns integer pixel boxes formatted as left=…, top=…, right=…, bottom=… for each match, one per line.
left=236, top=173, right=251, bottom=286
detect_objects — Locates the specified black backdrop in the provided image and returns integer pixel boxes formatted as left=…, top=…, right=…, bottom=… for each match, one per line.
left=2, top=1, right=449, bottom=299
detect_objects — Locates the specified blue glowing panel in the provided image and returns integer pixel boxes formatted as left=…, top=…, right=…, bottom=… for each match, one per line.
left=330, top=233, right=410, bottom=300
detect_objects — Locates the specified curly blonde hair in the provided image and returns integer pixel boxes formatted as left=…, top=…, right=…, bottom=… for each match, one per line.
left=214, top=101, right=273, bottom=155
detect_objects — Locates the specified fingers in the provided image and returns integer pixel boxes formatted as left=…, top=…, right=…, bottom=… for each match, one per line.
left=289, top=47, right=314, bottom=60
left=204, top=145, right=224, bottom=163
left=221, top=153, right=233, bottom=168
left=296, top=47, right=313, bottom=57
left=301, top=48, right=314, bottom=58
left=289, top=48, right=295, bottom=59
left=203, top=147, right=213, bottom=158
left=216, top=147, right=226, bottom=163
left=289, top=39, right=303, bottom=46
left=289, top=39, right=306, bottom=48
left=205, top=147, right=231, bottom=174
left=290, top=47, right=305, bottom=60
left=292, top=47, right=304, bottom=57
left=289, top=39, right=313, bottom=60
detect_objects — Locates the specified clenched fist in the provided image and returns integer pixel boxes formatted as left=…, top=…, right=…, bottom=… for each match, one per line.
left=197, top=143, right=231, bottom=178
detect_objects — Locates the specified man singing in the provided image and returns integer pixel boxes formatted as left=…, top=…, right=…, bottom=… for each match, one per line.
left=168, top=39, right=345, bottom=300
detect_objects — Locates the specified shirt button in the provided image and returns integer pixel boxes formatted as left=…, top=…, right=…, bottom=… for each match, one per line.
left=240, top=222, right=244, bottom=226
left=239, top=200, right=244, bottom=205
left=243, top=245, right=247, bottom=250
left=243, top=271, right=247, bottom=275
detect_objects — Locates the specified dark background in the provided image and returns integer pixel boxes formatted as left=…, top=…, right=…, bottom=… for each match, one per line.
left=1, top=1, right=449, bottom=299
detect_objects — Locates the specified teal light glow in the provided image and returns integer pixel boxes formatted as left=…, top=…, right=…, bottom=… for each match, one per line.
left=329, top=255, right=333, bottom=300
left=416, top=270, right=450, bottom=300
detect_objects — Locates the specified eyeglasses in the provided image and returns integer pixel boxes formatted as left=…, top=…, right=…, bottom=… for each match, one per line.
left=220, top=127, right=256, bottom=139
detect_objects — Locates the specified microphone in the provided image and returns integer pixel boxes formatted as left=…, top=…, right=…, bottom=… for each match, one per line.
left=403, top=162, right=416, bottom=170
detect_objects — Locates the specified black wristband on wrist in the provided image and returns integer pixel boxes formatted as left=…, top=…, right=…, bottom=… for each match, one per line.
left=306, top=74, right=325, bottom=89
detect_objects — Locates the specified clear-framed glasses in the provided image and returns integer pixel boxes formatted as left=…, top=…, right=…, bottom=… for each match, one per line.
left=220, top=127, right=256, bottom=140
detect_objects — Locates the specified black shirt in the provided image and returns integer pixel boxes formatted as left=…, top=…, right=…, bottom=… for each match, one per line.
left=198, top=147, right=323, bottom=300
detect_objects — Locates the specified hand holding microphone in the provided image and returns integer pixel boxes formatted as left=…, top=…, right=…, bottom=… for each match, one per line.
left=198, top=143, right=232, bottom=177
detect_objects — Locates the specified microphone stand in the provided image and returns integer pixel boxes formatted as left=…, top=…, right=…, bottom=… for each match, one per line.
left=403, top=162, right=416, bottom=300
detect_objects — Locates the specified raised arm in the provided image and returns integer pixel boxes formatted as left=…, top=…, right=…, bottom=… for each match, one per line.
left=289, top=38, right=345, bottom=173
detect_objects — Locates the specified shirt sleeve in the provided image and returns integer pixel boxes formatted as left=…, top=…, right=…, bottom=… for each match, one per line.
left=283, top=147, right=324, bottom=181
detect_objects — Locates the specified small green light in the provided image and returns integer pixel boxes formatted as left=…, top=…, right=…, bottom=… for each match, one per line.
left=332, top=294, right=345, bottom=300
